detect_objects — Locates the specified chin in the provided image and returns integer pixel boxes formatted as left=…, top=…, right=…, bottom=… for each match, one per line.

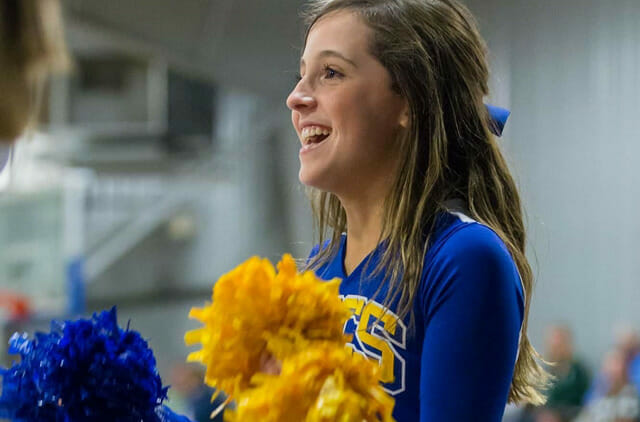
left=298, top=168, right=317, bottom=188
left=298, top=167, right=330, bottom=191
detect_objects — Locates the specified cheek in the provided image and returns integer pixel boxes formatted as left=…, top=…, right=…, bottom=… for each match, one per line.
left=328, top=92, right=368, bottom=138
left=339, top=94, right=399, bottom=148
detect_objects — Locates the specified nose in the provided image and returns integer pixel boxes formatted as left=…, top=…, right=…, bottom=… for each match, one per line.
left=286, top=81, right=317, bottom=112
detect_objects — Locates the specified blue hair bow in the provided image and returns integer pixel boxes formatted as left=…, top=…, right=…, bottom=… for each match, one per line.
left=485, top=104, right=510, bottom=137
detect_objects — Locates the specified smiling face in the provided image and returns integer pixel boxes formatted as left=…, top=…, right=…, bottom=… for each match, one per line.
left=286, top=11, right=408, bottom=199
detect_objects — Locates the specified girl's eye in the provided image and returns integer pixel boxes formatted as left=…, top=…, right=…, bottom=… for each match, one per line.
left=323, top=65, right=342, bottom=79
left=294, top=66, right=342, bottom=85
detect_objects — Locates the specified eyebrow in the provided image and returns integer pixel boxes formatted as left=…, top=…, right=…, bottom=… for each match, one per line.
left=300, top=50, right=358, bottom=68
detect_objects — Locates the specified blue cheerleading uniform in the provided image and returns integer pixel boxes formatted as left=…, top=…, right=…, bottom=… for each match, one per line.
left=310, top=209, right=524, bottom=422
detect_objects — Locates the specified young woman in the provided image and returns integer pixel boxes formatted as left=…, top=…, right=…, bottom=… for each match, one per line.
left=286, top=0, right=549, bottom=420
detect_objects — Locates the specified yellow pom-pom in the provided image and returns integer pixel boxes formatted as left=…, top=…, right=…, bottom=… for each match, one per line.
left=185, top=254, right=396, bottom=421
left=226, top=344, right=395, bottom=422
left=184, top=254, right=351, bottom=397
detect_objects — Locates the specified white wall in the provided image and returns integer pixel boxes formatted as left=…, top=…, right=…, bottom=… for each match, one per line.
left=467, top=0, right=640, bottom=368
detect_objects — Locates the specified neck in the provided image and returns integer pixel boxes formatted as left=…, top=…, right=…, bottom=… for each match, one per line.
left=334, top=156, right=399, bottom=275
left=339, top=190, right=386, bottom=276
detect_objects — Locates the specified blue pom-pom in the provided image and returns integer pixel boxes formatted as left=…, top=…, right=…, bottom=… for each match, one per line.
left=0, top=307, right=169, bottom=422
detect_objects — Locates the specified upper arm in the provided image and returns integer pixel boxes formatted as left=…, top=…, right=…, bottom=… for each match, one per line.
left=419, top=225, right=524, bottom=421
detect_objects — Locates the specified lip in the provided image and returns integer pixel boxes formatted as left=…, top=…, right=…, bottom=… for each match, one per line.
left=298, top=121, right=332, bottom=131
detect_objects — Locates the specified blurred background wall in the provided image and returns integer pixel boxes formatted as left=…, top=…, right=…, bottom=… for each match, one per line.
left=0, top=0, right=639, bottom=418
left=466, top=0, right=640, bottom=370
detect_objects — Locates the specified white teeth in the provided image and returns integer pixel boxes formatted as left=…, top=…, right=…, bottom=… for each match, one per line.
left=301, top=126, right=332, bottom=143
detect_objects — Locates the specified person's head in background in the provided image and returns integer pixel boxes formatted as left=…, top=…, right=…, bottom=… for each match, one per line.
left=614, top=327, right=640, bottom=365
left=545, top=324, right=575, bottom=365
left=0, top=0, right=68, bottom=144
left=602, top=348, right=630, bottom=395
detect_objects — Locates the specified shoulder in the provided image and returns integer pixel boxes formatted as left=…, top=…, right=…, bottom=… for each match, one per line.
left=421, top=211, right=524, bottom=316
left=307, top=237, right=335, bottom=261
left=427, top=209, right=514, bottom=270
left=433, top=220, right=513, bottom=267
left=305, top=236, right=344, bottom=279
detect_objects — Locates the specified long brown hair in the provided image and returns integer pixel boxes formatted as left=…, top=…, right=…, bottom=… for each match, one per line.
left=301, top=0, right=549, bottom=405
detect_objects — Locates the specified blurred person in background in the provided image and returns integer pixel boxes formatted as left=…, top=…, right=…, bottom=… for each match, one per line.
left=539, top=324, right=590, bottom=421
left=508, top=324, right=590, bottom=422
left=0, top=0, right=69, bottom=315
left=617, top=329, right=640, bottom=395
left=575, top=348, right=640, bottom=422
left=0, top=0, right=69, bottom=146
left=169, top=363, right=225, bottom=422
left=585, top=328, right=640, bottom=407
left=0, top=3, right=191, bottom=421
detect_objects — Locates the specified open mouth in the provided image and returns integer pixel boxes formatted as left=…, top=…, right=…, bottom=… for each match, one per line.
left=306, top=133, right=329, bottom=144
left=301, top=126, right=332, bottom=147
